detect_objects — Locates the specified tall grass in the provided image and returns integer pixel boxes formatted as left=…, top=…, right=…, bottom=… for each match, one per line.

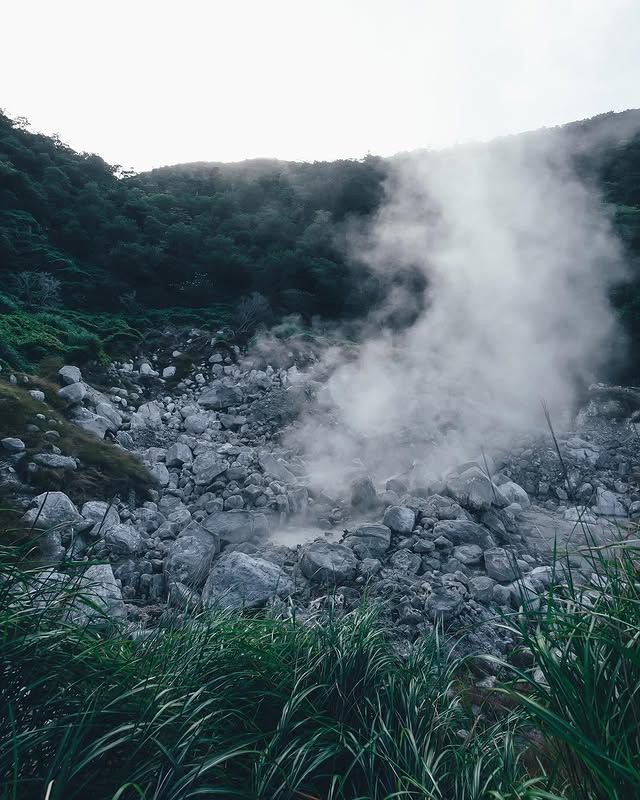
left=497, top=539, right=640, bottom=800
left=0, top=543, right=548, bottom=800
left=2, top=528, right=639, bottom=799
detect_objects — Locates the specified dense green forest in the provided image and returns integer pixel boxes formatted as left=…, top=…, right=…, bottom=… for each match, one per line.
left=1, top=108, right=639, bottom=373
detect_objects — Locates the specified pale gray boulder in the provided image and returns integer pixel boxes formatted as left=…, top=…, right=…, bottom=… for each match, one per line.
left=300, top=541, right=357, bottom=584
left=202, top=551, right=293, bottom=609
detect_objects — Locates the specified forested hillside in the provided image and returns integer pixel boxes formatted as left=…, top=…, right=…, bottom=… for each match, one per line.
left=1, top=109, right=640, bottom=373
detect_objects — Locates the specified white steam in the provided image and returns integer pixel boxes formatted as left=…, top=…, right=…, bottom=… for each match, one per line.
left=291, top=131, right=628, bottom=493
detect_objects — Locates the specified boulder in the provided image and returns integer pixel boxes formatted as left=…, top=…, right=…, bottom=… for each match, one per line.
left=184, top=414, right=210, bottom=434
left=432, top=520, right=494, bottom=548
left=344, top=524, right=391, bottom=558
left=453, top=544, right=483, bottom=566
left=202, top=510, right=269, bottom=545
left=202, top=551, right=293, bottom=609
left=389, top=549, right=422, bottom=573
left=95, top=402, right=122, bottom=430
left=31, top=564, right=126, bottom=625
left=498, top=481, right=530, bottom=510
left=300, top=541, right=358, bottom=584
left=469, top=575, right=495, bottom=603
left=425, top=586, right=464, bottom=621
left=350, top=476, right=378, bottom=511
left=382, top=505, right=416, bottom=534
left=130, top=401, right=163, bottom=429
left=58, top=382, right=87, bottom=407
left=193, top=452, right=228, bottom=486
left=23, top=492, right=82, bottom=530
left=259, top=453, right=296, bottom=483
left=77, top=564, right=127, bottom=624
left=150, top=463, right=170, bottom=487
left=81, top=501, right=120, bottom=535
left=104, top=524, right=143, bottom=557
left=166, top=442, right=193, bottom=468
left=594, top=487, right=626, bottom=517
left=446, top=466, right=498, bottom=512
left=483, top=547, right=519, bottom=582
left=58, top=365, right=82, bottom=385
left=165, top=525, right=219, bottom=588
left=198, top=382, right=243, bottom=410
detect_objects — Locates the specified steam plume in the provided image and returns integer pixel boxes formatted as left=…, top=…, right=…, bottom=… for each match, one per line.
left=291, top=130, right=629, bottom=494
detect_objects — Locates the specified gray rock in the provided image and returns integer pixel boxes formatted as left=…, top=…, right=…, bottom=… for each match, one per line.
left=259, top=453, right=296, bottom=483
left=140, top=362, right=159, bottom=377
left=224, top=495, right=245, bottom=510
left=350, top=476, right=378, bottom=511
left=198, top=382, right=243, bottom=410
left=29, top=389, right=45, bottom=402
left=23, top=492, right=82, bottom=530
left=498, top=481, right=530, bottom=509
left=150, top=463, right=170, bottom=487
left=184, top=414, right=210, bottom=434
left=425, top=586, right=464, bottom=621
left=1, top=437, right=25, bottom=452
left=104, top=524, right=143, bottom=557
left=469, top=575, right=495, bottom=603
left=300, top=541, right=358, bottom=583
left=202, top=510, right=269, bottom=545
left=483, top=547, right=519, bottom=582
left=95, top=402, right=122, bottom=430
left=58, top=382, right=87, bottom=406
left=344, top=524, right=391, bottom=558
left=81, top=501, right=120, bottom=535
left=33, top=453, right=77, bottom=470
left=193, top=452, right=228, bottom=486
left=389, top=549, right=422, bottom=573
left=58, top=365, right=82, bottom=385
left=165, top=525, right=219, bottom=588
left=382, top=505, right=416, bottom=534
left=446, top=466, right=498, bottom=512
left=166, top=443, right=192, bottom=467
left=202, top=551, right=293, bottom=609
left=453, top=544, right=483, bottom=566
left=130, top=401, right=163, bottom=429
left=594, top=487, right=626, bottom=517
left=167, top=581, right=201, bottom=609
left=162, top=366, right=176, bottom=379
left=77, top=564, right=127, bottom=624
left=432, top=520, right=494, bottom=548
left=75, top=413, right=111, bottom=439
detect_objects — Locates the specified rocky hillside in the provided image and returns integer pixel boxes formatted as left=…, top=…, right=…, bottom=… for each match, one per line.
left=2, top=331, right=639, bottom=657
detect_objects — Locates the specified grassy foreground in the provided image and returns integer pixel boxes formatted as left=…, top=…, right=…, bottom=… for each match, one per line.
left=0, top=537, right=639, bottom=800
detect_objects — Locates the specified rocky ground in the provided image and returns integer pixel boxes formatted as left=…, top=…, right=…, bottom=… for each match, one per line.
left=2, top=330, right=639, bottom=658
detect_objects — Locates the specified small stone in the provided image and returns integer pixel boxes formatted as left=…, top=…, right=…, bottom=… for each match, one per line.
left=1, top=437, right=25, bottom=453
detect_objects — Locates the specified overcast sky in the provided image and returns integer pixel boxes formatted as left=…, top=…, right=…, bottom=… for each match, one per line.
left=2, top=0, right=638, bottom=172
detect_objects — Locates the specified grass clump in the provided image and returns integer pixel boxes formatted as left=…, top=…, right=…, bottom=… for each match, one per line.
left=0, top=543, right=547, bottom=800
left=1, top=533, right=639, bottom=799
left=498, top=541, right=640, bottom=800
left=0, top=378, right=154, bottom=504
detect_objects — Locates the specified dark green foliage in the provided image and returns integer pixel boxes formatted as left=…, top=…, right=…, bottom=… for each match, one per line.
left=0, top=111, right=391, bottom=321
left=1, top=109, right=640, bottom=375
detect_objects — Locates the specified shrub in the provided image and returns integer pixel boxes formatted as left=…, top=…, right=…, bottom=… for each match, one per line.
left=10, top=271, right=62, bottom=309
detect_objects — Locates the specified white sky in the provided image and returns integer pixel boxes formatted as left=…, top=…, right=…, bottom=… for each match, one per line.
left=2, top=0, right=639, bottom=172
